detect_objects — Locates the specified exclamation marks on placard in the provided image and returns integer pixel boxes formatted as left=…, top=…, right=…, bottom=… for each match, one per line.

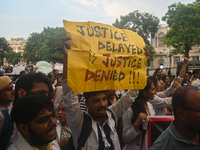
left=132, top=71, right=135, bottom=83
left=129, top=71, right=132, bottom=84
left=129, top=71, right=139, bottom=84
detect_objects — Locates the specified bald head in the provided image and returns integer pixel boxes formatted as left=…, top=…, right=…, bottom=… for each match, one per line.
left=172, top=86, right=199, bottom=117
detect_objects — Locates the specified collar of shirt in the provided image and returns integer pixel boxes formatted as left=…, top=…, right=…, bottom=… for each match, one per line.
left=169, top=121, right=199, bottom=146
left=31, top=142, right=54, bottom=150
left=88, top=111, right=108, bottom=124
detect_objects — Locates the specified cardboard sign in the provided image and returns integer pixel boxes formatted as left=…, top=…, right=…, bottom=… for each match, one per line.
left=63, top=20, right=147, bottom=93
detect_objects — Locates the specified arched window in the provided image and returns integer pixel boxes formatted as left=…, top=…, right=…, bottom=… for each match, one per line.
left=158, top=32, right=165, bottom=47
left=158, top=58, right=165, bottom=69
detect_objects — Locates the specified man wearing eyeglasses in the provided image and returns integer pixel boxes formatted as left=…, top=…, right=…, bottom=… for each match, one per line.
left=8, top=93, right=60, bottom=150
left=149, top=86, right=200, bottom=150
left=0, top=72, right=52, bottom=149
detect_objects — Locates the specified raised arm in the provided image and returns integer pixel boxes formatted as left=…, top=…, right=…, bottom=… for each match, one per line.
left=157, top=77, right=181, bottom=98
left=179, top=57, right=188, bottom=78
left=61, top=37, right=84, bottom=147
left=62, top=37, right=71, bottom=79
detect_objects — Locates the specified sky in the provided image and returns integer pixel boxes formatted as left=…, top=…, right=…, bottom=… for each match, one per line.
left=0, top=0, right=194, bottom=40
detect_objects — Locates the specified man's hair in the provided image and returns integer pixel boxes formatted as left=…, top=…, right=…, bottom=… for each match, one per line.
left=155, top=68, right=161, bottom=74
left=19, top=70, right=26, bottom=76
left=47, top=72, right=53, bottom=79
left=14, top=72, right=51, bottom=102
left=53, top=69, right=59, bottom=74
left=83, top=91, right=107, bottom=101
left=172, top=86, right=199, bottom=117
left=187, top=71, right=192, bottom=76
left=11, top=93, right=53, bottom=126
left=193, top=69, right=199, bottom=76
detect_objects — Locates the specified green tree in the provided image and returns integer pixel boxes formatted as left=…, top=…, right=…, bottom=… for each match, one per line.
left=0, top=37, right=12, bottom=65
left=5, top=51, right=22, bottom=65
left=24, top=33, right=42, bottom=64
left=24, top=27, right=66, bottom=64
left=39, top=27, right=66, bottom=63
left=113, top=10, right=160, bottom=45
left=146, top=45, right=156, bottom=66
left=113, top=10, right=159, bottom=66
left=162, top=2, right=200, bottom=58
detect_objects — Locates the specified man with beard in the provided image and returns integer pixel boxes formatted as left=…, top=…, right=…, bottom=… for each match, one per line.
left=8, top=93, right=60, bottom=150
left=61, top=38, right=151, bottom=150
left=154, top=68, right=163, bottom=81
left=62, top=80, right=139, bottom=150
left=149, top=86, right=200, bottom=150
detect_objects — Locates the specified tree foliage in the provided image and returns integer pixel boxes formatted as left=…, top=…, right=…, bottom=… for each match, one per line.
left=162, top=2, right=200, bottom=57
left=113, top=10, right=160, bottom=45
left=113, top=10, right=159, bottom=66
left=0, top=37, right=12, bottom=65
left=24, top=27, right=66, bottom=64
left=5, top=51, right=22, bottom=65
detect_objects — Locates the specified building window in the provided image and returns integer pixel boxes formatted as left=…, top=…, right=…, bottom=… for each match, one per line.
left=158, top=58, right=165, bottom=68
left=174, top=57, right=180, bottom=61
left=158, top=32, right=165, bottom=47
left=192, top=56, right=199, bottom=61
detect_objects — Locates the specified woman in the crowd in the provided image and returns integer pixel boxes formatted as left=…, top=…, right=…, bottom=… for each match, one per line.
left=162, top=75, right=171, bottom=90
left=123, top=78, right=156, bottom=150
left=147, top=76, right=180, bottom=115
left=54, top=78, right=62, bottom=87
left=159, top=79, right=165, bottom=91
left=56, top=101, right=71, bottom=150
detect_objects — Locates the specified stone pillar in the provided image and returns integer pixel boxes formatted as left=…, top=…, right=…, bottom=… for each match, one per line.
left=171, top=56, right=174, bottom=67
left=180, top=55, right=183, bottom=61
left=156, top=37, right=158, bottom=47
left=167, top=56, right=170, bottom=68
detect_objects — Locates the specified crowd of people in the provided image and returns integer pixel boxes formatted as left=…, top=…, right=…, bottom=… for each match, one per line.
left=0, top=38, right=200, bottom=150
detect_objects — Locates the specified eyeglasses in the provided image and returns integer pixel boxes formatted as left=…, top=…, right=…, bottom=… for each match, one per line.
left=40, top=112, right=56, bottom=128
left=182, top=107, right=200, bottom=112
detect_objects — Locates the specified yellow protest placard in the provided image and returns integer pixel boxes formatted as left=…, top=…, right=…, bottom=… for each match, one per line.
left=63, top=20, right=147, bottom=93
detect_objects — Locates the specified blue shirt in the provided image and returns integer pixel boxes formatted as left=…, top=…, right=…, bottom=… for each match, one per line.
left=149, top=121, right=200, bottom=150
